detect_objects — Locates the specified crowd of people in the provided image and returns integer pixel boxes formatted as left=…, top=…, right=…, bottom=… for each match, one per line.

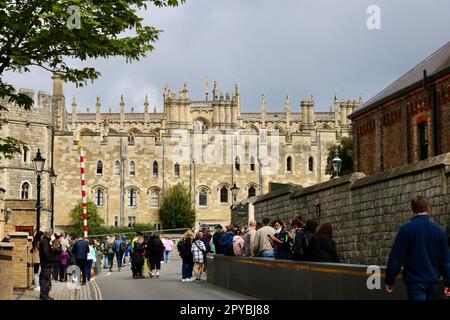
left=210, top=215, right=340, bottom=263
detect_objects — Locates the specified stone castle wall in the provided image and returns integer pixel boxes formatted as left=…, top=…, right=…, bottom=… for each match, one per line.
left=251, top=153, right=450, bottom=266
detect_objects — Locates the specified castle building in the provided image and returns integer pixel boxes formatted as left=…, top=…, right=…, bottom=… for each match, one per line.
left=349, top=41, right=450, bottom=176
left=1, top=75, right=360, bottom=234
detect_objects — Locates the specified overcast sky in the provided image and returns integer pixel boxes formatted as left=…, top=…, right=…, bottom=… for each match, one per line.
left=4, top=0, right=450, bottom=113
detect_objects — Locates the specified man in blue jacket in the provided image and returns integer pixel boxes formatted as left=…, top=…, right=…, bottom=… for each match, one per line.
left=72, top=236, right=89, bottom=285
left=385, top=195, right=450, bottom=300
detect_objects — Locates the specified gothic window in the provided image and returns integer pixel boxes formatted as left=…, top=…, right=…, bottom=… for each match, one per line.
left=128, top=216, right=136, bottom=227
left=21, top=182, right=30, bottom=199
left=128, top=189, right=137, bottom=207
left=287, top=156, right=292, bottom=172
left=193, top=120, right=207, bottom=133
left=249, top=156, right=256, bottom=172
left=174, top=163, right=180, bottom=177
left=153, top=161, right=158, bottom=177
left=114, top=216, right=119, bottom=227
left=418, top=121, right=429, bottom=160
left=97, top=160, right=103, bottom=175
left=128, top=133, right=135, bottom=145
left=220, top=187, right=228, bottom=204
left=114, top=161, right=120, bottom=175
left=95, top=189, right=104, bottom=207
left=308, top=156, right=314, bottom=172
left=151, top=190, right=159, bottom=207
left=129, top=161, right=136, bottom=176
left=199, top=190, right=207, bottom=207
left=248, top=186, right=256, bottom=198
left=235, top=156, right=240, bottom=172
left=22, top=146, right=29, bottom=163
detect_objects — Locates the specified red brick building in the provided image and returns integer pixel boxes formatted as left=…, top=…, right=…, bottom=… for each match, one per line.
left=349, top=41, right=450, bottom=175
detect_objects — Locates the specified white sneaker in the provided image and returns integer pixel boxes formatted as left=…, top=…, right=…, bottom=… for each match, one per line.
left=182, top=279, right=186, bottom=282
left=34, top=287, right=40, bottom=291
left=186, top=277, right=195, bottom=282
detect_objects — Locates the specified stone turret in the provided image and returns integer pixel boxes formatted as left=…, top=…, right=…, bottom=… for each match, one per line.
left=307, top=94, right=315, bottom=127
left=261, top=94, right=266, bottom=128
left=95, top=96, right=101, bottom=131
left=334, top=94, right=339, bottom=129
left=144, top=94, right=149, bottom=131
left=284, top=95, right=291, bottom=129
left=120, top=95, right=125, bottom=131
left=212, top=81, right=220, bottom=127
left=52, top=73, right=66, bottom=131
left=219, top=92, right=225, bottom=128
left=235, top=84, right=241, bottom=120
left=71, top=96, right=77, bottom=129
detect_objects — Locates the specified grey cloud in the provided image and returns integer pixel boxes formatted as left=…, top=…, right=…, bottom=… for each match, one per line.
left=4, top=0, right=450, bottom=113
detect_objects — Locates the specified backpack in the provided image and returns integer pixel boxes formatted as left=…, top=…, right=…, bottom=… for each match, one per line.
left=292, top=230, right=309, bottom=260
left=177, top=239, right=191, bottom=259
left=120, top=241, right=127, bottom=252
left=220, top=232, right=235, bottom=256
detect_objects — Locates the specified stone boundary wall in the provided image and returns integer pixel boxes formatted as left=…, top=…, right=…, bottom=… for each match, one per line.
left=252, top=153, right=450, bottom=266
left=0, top=243, right=14, bottom=300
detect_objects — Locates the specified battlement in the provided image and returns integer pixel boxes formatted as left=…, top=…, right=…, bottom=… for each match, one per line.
left=0, top=87, right=52, bottom=110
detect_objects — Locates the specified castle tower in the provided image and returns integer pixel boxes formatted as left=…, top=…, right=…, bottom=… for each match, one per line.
left=307, top=94, right=315, bottom=127
left=301, top=99, right=308, bottom=130
left=52, top=73, right=66, bottom=131
left=235, top=84, right=241, bottom=120
left=334, top=94, right=339, bottom=129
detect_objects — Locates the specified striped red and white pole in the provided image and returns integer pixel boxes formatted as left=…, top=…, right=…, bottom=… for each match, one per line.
left=79, top=139, right=88, bottom=239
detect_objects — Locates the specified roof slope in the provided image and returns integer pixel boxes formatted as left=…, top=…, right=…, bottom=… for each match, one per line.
left=350, top=41, right=450, bottom=118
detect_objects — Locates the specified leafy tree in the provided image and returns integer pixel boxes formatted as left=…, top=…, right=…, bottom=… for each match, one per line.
left=325, top=136, right=354, bottom=178
left=159, top=183, right=196, bottom=229
left=0, top=0, right=185, bottom=158
left=69, top=200, right=104, bottom=235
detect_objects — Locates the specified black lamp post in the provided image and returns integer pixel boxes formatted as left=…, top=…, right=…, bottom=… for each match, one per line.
left=230, top=183, right=239, bottom=203
left=332, top=152, right=342, bottom=178
left=32, top=149, right=46, bottom=232
left=50, top=169, right=57, bottom=230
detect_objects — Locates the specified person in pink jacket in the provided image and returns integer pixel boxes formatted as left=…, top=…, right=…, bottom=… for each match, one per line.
left=233, top=228, right=245, bottom=256
left=162, top=236, right=174, bottom=263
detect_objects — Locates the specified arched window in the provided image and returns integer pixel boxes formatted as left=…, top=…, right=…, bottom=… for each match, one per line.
left=220, top=187, right=228, bottom=204
left=249, top=156, right=256, bottom=172
left=193, top=120, right=207, bottom=133
left=287, top=156, right=292, bottom=172
left=21, top=182, right=30, bottom=199
left=248, top=186, right=256, bottom=198
left=418, top=121, right=429, bottom=160
left=308, top=156, right=314, bottom=172
left=150, top=190, right=160, bottom=207
left=128, top=133, right=135, bottom=144
left=199, top=190, right=207, bottom=207
left=22, top=146, right=29, bottom=163
left=174, top=163, right=180, bottom=177
left=114, top=161, right=120, bottom=175
left=97, top=160, right=103, bottom=175
left=95, top=189, right=104, bottom=207
left=129, top=161, right=136, bottom=176
left=235, top=156, right=240, bottom=172
left=128, top=189, right=137, bottom=207
left=153, top=161, right=158, bottom=177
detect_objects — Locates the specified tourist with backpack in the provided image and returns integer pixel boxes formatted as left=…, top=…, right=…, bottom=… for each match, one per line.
left=114, top=235, right=125, bottom=271
left=219, top=225, right=236, bottom=256
left=146, top=233, right=165, bottom=279
left=269, top=220, right=292, bottom=259
left=178, top=230, right=195, bottom=282
left=254, top=218, right=276, bottom=258
left=192, top=232, right=207, bottom=281
left=309, top=223, right=340, bottom=263
left=212, top=225, right=225, bottom=254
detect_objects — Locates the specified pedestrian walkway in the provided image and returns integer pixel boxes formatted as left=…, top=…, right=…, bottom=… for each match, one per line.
left=18, top=279, right=101, bottom=300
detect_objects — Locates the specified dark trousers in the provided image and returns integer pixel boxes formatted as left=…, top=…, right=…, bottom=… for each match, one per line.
left=181, top=258, right=194, bottom=279
left=406, top=282, right=438, bottom=300
left=135, top=262, right=144, bottom=277
left=59, top=264, right=68, bottom=281
left=39, top=268, right=52, bottom=298
left=52, top=264, right=60, bottom=281
left=76, top=259, right=87, bottom=284
left=108, top=252, right=115, bottom=268
left=86, top=259, right=93, bottom=281
left=115, top=252, right=123, bottom=269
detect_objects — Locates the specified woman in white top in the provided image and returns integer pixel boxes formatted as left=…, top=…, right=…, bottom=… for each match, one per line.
left=191, top=232, right=207, bottom=281
left=86, top=239, right=97, bottom=281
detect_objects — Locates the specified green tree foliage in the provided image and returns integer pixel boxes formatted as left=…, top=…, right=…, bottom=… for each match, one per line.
left=325, top=136, right=354, bottom=178
left=0, top=0, right=185, bottom=158
left=159, top=183, right=196, bottom=229
left=70, top=200, right=104, bottom=230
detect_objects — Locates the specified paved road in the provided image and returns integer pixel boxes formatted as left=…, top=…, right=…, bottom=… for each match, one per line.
left=95, top=261, right=255, bottom=300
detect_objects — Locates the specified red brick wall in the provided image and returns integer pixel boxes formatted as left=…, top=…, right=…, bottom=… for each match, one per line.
left=353, top=74, right=449, bottom=176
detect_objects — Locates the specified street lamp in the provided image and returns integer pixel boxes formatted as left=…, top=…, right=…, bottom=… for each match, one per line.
left=32, top=149, right=46, bottom=232
left=50, top=169, right=57, bottom=230
left=230, top=183, right=239, bottom=203
left=332, top=152, right=342, bottom=178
